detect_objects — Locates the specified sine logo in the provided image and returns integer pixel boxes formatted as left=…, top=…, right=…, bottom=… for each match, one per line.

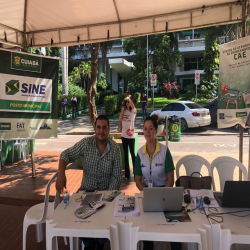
left=5, top=80, right=20, bottom=95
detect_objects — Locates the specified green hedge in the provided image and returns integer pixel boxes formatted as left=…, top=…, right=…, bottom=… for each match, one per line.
left=104, top=93, right=127, bottom=116
left=96, top=92, right=110, bottom=105
left=58, top=92, right=109, bottom=117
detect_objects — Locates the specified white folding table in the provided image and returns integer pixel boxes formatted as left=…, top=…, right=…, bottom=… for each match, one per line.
left=123, top=194, right=211, bottom=250
left=46, top=191, right=126, bottom=250
left=209, top=207, right=250, bottom=249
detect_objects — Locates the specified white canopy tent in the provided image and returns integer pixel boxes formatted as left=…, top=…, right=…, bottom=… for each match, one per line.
left=1, top=0, right=249, bottom=180
left=0, top=0, right=243, bottom=49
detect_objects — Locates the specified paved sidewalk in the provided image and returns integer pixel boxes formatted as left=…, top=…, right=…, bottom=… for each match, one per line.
left=58, top=107, right=241, bottom=136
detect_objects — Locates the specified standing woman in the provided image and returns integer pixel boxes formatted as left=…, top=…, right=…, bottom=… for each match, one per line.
left=119, top=95, right=137, bottom=180
left=134, top=115, right=181, bottom=250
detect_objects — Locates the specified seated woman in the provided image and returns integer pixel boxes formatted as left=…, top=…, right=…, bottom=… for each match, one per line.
left=134, top=114, right=181, bottom=250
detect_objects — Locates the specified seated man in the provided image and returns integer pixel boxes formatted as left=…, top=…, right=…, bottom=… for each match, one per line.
left=56, top=114, right=123, bottom=250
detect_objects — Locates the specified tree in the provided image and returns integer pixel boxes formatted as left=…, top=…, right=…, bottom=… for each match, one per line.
left=100, top=41, right=113, bottom=76
left=88, top=43, right=100, bottom=127
left=123, top=34, right=182, bottom=89
left=97, top=73, right=108, bottom=92
left=203, top=42, right=220, bottom=82
left=198, top=28, right=220, bottom=99
left=80, top=62, right=91, bottom=92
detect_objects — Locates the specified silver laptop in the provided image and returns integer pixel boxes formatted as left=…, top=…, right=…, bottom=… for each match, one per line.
left=143, top=187, right=184, bottom=212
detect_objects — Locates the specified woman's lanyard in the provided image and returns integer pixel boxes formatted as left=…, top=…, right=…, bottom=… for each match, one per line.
left=147, top=146, right=156, bottom=180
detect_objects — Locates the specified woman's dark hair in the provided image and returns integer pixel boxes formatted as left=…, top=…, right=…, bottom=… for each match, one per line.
left=144, top=114, right=159, bottom=130
left=123, top=95, right=133, bottom=112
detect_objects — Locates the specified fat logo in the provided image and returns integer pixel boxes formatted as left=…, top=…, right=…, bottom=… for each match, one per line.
left=17, top=122, right=25, bottom=131
left=219, top=113, right=225, bottom=119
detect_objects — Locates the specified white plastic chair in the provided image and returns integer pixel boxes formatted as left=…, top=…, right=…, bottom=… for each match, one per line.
left=0, top=140, right=4, bottom=170
left=12, top=140, right=28, bottom=162
left=22, top=171, right=68, bottom=249
left=176, top=154, right=212, bottom=179
left=210, top=156, right=248, bottom=191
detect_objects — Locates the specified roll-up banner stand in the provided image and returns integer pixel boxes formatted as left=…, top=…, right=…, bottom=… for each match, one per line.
left=0, top=49, right=59, bottom=139
left=218, top=36, right=250, bottom=128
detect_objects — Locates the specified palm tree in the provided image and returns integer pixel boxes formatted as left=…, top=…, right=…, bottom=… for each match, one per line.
left=80, top=61, right=91, bottom=92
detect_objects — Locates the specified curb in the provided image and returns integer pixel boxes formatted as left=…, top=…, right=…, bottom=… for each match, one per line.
left=58, top=131, right=243, bottom=136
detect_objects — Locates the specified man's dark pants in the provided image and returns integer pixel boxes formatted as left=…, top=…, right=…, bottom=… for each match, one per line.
left=62, top=105, right=67, bottom=120
left=72, top=106, right=77, bottom=119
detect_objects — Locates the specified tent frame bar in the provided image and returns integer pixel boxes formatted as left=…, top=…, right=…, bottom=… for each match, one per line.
left=28, top=19, right=240, bottom=47
left=0, top=22, right=22, bottom=33
left=26, top=1, right=237, bottom=35
left=0, top=38, right=22, bottom=48
left=112, top=0, right=122, bottom=37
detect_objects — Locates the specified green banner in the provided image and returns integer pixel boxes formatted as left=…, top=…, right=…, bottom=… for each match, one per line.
left=0, top=49, right=59, bottom=139
left=11, top=52, right=42, bottom=73
left=0, top=123, right=11, bottom=130
left=218, top=36, right=250, bottom=128
left=0, top=100, right=50, bottom=112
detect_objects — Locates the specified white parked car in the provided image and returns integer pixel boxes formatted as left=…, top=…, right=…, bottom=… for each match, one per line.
left=151, top=101, right=211, bottom=131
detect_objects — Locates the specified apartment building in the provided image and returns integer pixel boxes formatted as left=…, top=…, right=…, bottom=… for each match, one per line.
left=72, top=29, right=219, bottom=93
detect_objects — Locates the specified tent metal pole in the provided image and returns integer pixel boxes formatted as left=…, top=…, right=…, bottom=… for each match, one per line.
left=30, top=140, right=35, bottom=178
left=239, top=0, right=247, bottom=181
left=22, top=0, right=28, bottom=51
left=165, top=116, right=168, bottom=147
left=249, top=130, right=250, bottom=180
left=147, top=35, right=148, bottom=105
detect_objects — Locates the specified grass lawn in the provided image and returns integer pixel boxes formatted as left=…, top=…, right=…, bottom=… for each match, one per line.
left=134, top=96, right=214, bottom=113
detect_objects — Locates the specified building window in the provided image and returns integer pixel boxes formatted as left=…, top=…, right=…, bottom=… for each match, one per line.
left=184, top=57, right=203, bottom=71
left=113, top=39, right=123, bottom=46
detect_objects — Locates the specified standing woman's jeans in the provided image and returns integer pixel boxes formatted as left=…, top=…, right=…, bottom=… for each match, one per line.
left=121, top=137, right=136, bottom=179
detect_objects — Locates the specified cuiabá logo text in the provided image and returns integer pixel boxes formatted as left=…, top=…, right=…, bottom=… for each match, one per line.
left=14, top=55, right=39, bottom=67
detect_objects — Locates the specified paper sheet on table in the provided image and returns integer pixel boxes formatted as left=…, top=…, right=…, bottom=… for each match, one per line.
left=76, top=193, right=103, bottom=209
left=114, top=196, right=140, bottom=217
left=186, top=189, right=220, bottom=208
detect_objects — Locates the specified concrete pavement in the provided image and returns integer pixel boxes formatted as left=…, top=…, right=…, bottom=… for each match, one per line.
left=58, top=106, right=242, bottom=136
